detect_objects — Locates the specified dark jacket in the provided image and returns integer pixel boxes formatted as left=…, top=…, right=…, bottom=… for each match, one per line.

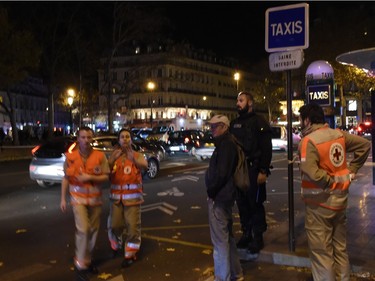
left=205, top=131, right=238, bottom=205
left=230, top=112, right=272, bottom=174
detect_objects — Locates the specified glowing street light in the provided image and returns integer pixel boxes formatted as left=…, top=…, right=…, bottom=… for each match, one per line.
left=147, top=82, right=155, bottom=128
left=234, top=72, right=240, bottom=91
left=67, top=89, right=75, bottom=135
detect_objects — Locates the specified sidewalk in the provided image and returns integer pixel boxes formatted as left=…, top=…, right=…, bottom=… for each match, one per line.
left=231, top=160, right=375, bottom=280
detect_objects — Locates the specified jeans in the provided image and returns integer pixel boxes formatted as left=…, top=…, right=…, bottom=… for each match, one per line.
left=208, top=199, right=243, bottom=281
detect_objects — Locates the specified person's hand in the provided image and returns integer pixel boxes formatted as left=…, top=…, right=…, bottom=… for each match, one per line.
left=257, top=172, right=267, bottom=185
left=350, top=173, right=356, bottom=182
left=123, top=145, right=135, bottom=161
left=76, top=173, right=92, bottom=183
left=60, top=199, right=67, bottom=213
left=109, top=148, right=122, bottom=164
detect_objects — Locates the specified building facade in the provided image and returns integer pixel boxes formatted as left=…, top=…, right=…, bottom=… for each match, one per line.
left=97, top=42, right=255, bottom=131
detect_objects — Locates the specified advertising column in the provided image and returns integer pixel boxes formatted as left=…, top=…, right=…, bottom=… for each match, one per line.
left=305, top=60, right=335, bottom=128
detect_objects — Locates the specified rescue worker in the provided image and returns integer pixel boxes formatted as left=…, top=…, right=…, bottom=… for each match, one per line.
left=229, top=91, right=272, bottom=255
left=298, top=103, right=370, bottom=281
left=60, top=126, right=110, bottom=281
left=107, top=129, right=148, bottom=268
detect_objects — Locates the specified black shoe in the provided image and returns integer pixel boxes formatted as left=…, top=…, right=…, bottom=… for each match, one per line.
left=247, top=237, right=264, bottom=254
left=237, top=234, right=252, bottom=249
left=75, top=268, right=90, bottom=281
left=88, top=264, right=99, bottom=275
left=121, top=257, right=136, bottom=268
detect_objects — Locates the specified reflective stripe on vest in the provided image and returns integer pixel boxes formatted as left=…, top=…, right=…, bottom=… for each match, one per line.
left=109, top=183, right=143, bottom=203
left=69, top=185, right=102, bottom=205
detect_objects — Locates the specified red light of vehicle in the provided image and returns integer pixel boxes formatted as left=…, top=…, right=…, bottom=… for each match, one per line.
left=357, top=127, right=363, bottom=132
left=364, top=122, right=371, bottom=126
left=196, top=141, right=200, bottom=147
left=31, top=145, right=40, bottom=156
left=184, top=137, right=190, bottom=144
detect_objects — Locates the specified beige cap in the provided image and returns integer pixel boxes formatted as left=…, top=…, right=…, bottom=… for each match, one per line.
left=208, top=115, right=230, bottom=127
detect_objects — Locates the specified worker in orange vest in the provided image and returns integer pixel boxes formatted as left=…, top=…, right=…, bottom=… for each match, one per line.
left=107, top=128, right=148, bottom=268
left=298, top=103, right=370, bottom=281
left=60, top=127, right=110, bottom=281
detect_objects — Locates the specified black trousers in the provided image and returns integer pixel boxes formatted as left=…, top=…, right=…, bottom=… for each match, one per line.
left=236, top=166, right=267, bottom=236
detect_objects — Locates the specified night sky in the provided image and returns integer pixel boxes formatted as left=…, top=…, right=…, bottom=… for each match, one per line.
left=160, top=1, right=372, bottom=65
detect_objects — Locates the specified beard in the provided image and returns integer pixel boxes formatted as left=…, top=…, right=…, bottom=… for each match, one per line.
left=238, top=104, right=250, bottom=116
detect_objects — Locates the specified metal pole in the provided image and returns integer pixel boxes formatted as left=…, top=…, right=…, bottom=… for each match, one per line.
left=286, top=70, right=295, bottom=252
left=150, top=99, right=153, bottom=129
left=69, top=106, right=73, bottom=135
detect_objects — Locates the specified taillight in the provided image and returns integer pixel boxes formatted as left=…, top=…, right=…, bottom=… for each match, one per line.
left=31, top=145, right=40, bottom=156
left=357, top=127, right=363, bottom=132
left=184, top=137, right=190, bottom=144
left=68, top=142, right=77, bottom=153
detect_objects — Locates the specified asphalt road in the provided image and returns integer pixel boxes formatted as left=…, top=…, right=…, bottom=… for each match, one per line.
left=0, top=151, right=298, bottom=281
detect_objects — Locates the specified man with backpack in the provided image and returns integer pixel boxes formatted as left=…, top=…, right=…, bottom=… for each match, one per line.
left=205, top=114, right=244, bottom=281
left=230, top=91, right=273, bottom=256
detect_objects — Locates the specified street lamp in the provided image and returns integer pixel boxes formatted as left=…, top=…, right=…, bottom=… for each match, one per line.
left=234, top=72, right=240, bottom=91
left=67, top=89, right=75, bottom=135
left=147, top=81, right=155, bottom=128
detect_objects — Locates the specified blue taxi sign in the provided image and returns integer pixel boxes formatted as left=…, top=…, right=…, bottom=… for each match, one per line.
left=265, top=3, right=309, bottom=53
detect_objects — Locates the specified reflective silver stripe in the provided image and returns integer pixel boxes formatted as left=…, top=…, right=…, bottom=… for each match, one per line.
left=70, top=196, right=102, bottom=205
left=334, top=174, right=350, bottom=182
left=110, top=184, right=142, bottom=190
left=126, top=242, right=140, bottom=250
left=110, top=193, right=143, bottom=200
left=301, top=187, right=348, bottom=195
left=70, top=185, right=101, bottom=194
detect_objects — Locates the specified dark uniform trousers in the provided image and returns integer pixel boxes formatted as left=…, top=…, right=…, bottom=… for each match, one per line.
left=236, top=165, right=267, bottom=236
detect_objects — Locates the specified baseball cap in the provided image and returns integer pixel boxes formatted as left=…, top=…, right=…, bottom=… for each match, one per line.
left=208, top=115, right=230, bottom=127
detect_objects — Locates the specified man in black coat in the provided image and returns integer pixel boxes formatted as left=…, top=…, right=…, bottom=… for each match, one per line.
left=205, top=114, right=243, bottom=281
left=230, top=92, right=273, bottom=255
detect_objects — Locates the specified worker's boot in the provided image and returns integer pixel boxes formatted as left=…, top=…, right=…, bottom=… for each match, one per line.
left=236, top=229, right=253, bottom=249
left=247, top=233, right=264, bottom=254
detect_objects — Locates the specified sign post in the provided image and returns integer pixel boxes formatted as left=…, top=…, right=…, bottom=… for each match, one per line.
left=265, top=2, right=309, bottom=252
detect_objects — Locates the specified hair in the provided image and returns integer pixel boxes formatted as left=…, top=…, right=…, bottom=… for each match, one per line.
left=238, top=91, right=254, bottom=102
left=299, top=103, right=325, bottom=125
left=78, top=126, right=94, bottom=136
left=117, top=128, right=131, bottom=140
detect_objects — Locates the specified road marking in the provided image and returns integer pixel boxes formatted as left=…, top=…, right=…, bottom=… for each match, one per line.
left=142, top=233, right=213, bottom=249
left=141, top=202, right=178, bottom=215
left=1, top=263, right=51, bottom=281
left=157, top=187, right=184, bottom=197
left=171, top=175, right=199, bottom=182
left=109, top=275, right=125, bottom=281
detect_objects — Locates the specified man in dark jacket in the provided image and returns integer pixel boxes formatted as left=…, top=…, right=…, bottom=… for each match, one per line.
left=230, top=91, right=272, bottom=255
left=205, top=114, right=243, bottom=281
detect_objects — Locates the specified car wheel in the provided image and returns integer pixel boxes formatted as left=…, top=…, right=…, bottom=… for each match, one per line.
left=146, top=158, right=159, bottom=179
left=36, top=180, right=56, bottom=188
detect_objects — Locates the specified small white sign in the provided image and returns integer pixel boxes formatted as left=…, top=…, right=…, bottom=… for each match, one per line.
left=269, top=49, right=304, bottom=71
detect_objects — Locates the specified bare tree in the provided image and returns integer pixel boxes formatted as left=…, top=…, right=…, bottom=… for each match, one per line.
left=101, top=2, right=165, bottom=132
left=0, top=8, right=40, bottom=145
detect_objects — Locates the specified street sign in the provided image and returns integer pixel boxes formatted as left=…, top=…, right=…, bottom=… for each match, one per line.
left=269, top=49, right=304, bottom=71
left=307, top=84, right=332, bottom=106
left=265, top=3, right=309, bottom=53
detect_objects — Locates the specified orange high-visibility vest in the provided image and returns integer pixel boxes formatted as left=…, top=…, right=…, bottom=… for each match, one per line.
left=109, top=152, right=144, bottom=206
left=300, top=127, right=351, bottom=210
left=65, top=149, right=106, bottom=206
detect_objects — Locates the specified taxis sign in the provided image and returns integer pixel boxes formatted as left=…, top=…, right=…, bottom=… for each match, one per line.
left=265, top=3, right=309, bottom=53
left=307, top=84, right=331, bottom=106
